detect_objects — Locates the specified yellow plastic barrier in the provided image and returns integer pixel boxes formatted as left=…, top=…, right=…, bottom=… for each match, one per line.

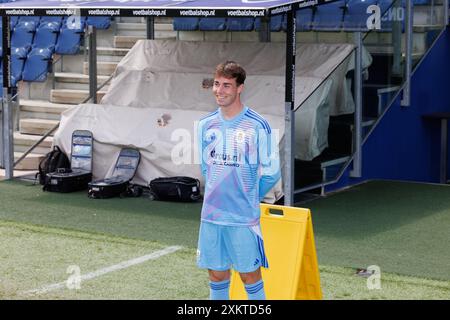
left=229, top=203, right=322, bottom=300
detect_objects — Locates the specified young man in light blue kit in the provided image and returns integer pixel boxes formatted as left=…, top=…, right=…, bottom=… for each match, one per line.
left=197, top=61, right=281, bottom=300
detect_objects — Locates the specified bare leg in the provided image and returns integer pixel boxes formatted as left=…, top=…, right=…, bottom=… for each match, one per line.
left=208, top=269, right=230, bottom=282
left=239, top=268, right=262, bottom=284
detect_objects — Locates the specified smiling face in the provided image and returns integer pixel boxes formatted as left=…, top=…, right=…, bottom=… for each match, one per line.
left=212, top=76, right=243, bottom=109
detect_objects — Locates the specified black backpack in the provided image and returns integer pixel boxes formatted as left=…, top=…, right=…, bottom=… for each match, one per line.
left=149, top=176, right=201, bottom=202
left=36, top=146, right=70, bottom=185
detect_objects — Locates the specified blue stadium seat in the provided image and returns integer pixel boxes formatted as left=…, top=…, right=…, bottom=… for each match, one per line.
left=86, top=16, right=111, bottom=29
left=296, top=8, right=315, bottom=31
left=22, top=48, right=53, bottom=82
left=342, top=0, right=378, bottom=31
left=17, top=16, right=41, bottom=31
left=55, top=17, right=86, bottom=55
left=61, top=16, right=86, bottom=32
left=173, top=17, right=199, bottom=31
left=312, top=0, right=346, bottom=31
left=40, top=16, right=63, bottom=29
left=11, top=46, right=28, bottom=86
left=12, top=21, right=35, bottom=50
left=254, top=14, right=283, bottom=32
left=281, top=9, right=314, bottom=31
left=55, top=28, right=82, bottom=55
left=226, top=18, right=254, bottom=31
left=12, top=46, right=29, bottom=60
left=33, top=21, right=60, bottom=51
left=199, top=18, right=226, bottom=31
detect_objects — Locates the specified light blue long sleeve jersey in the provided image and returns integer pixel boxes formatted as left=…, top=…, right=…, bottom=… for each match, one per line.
left=198, top=105, right=281, bottom=227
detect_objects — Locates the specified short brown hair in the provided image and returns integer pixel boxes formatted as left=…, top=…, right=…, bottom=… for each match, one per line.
left=214, top=61, right=246, bottom=86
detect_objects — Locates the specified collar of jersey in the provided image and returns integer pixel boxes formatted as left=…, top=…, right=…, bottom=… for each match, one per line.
left=218, top=105, right=248, bottom=126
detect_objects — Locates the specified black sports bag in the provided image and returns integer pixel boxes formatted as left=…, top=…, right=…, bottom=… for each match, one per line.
left=88, top=148, right=141, bottom=199
left=149, top=176, right=201, bottom=202
left=36, top=146, right=70, bottom=185
left=43, top=130, right=93, bottom=193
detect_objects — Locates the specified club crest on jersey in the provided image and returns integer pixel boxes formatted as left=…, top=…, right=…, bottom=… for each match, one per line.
left=235, top=130, right=246, bottom=144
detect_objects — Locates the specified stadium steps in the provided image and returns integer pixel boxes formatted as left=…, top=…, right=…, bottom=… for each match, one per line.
left=13, top=152, right=45, bottom=171
left=113, top=36, right=146, bottom=48
left=20, top=99, right=72, bottom=120
left=14, top=132, right=53, bottom=155
left=113, top=17, right=175, bottom=47
left=13, top=98, right=78, bottom=170
left=50, top=89, right=107, bottom=104
left=113, top=32, right=177, bottom=48
left=54, top=72, right=111, bottom=85
left=95, top=46, right=130, bottom=61
left=13, top=100, right=71, bottom=170
left=83, top=46, right=130, bottom=63
left=116, top=22, right=147, bottom=35
left=12, top=18, right=136, bottom=171
left=114, top=18, right=175, bottom=37
left=83, top=61, right=118, bottom=76
left=53, top=72, right=111, bottom=90
left=19, top=118, right=59, bottom=136
left=96, top=46, right=130, bottom=56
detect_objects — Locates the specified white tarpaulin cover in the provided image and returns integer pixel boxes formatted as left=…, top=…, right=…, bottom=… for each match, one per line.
left=53, top=40, right=371, bottom=201
left=101, top=40, right=371, bottom=159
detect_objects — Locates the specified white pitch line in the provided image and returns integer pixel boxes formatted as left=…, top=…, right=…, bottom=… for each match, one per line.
left=22, top=245, right=183, bottom=296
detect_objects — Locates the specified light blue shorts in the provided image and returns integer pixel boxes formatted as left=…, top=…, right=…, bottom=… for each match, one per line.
left=197, top=221, right=268, bottom=273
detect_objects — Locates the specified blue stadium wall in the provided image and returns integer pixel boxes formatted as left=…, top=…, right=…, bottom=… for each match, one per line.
left=326, top=26, right=450, bottom=193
